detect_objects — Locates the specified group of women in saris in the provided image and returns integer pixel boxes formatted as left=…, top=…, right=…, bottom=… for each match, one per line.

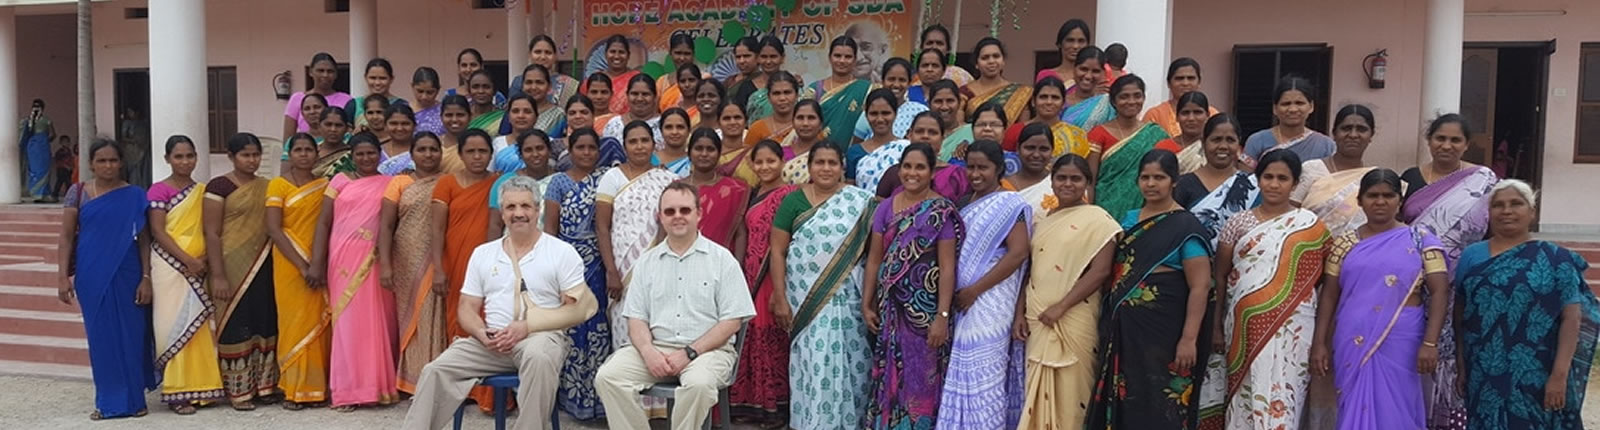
left=60, top=21, right=1599, bottom=430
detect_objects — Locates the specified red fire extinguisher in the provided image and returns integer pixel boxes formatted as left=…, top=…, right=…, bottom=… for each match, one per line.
left=1364, top=49, right=1388, bottom=89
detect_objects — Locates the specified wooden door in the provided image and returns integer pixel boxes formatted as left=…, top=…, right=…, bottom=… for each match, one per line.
left=1459, top=48, right=1498, bottom=165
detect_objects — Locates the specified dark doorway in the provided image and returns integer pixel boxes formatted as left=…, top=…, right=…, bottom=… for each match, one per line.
left=113, top=69, right=152, bottom=187
left=1231, top=44, right=1334, bottom=136
left=1459, top=41, right=1551, bottom=190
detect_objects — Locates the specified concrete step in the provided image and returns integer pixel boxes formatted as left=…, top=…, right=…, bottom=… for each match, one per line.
left=0, top=230, right=60, bottom=245
left=0, top=262, right=62, bottom=287
left=0, top=243, right=57, bottom=261
left=0, top=309, right=84, bottom=339
left=0, top=207, right=64, bottom=223
left=0, top=359, right=92, bottom=379
left=0, top=333, right=89, bottom=367
left=0, top=220, right=61, bottom=235
left=0, top=285, right=77, bottom=313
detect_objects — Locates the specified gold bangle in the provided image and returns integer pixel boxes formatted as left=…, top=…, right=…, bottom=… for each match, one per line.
left=1421, top=341, right=1438, bottom=348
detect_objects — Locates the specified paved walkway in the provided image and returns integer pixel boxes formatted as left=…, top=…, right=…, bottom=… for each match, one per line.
left=0, top=375, right=769, bottom=429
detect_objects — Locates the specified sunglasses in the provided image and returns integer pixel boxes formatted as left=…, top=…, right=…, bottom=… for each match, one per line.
left=662, top=206, right=696, bottom=217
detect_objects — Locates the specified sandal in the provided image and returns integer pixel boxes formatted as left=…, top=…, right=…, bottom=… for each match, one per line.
left=230, top=401, right=256, bottom=411
left=281, top=401, right=306, bottom=411
left=169, top=404, right=197, bottom=415
left=331, top=405, right=358, bottom=413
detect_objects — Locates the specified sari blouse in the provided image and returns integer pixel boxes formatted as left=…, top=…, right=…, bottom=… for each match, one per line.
left=810, top=78, right=874, bottom=143
left=1242, top=129, right=1335, bottom=170
left=1089, top=123, right=1172, bottom=218
left=692, top=176, right=750, bottom=250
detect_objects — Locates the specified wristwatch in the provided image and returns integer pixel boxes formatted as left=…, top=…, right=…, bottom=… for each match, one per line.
left=684, top=346, right=699, bottom=360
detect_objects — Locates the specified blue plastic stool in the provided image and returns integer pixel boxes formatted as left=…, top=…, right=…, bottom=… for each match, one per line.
left=451, top=373, right=560, bottom=430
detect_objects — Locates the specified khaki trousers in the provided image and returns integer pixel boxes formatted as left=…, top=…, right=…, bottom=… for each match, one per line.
left=595, top=344, right=736, bottom=430
left=401, top=332, right=570, bottom=430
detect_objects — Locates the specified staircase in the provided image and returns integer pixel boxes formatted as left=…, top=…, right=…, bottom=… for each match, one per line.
left=0, top=205, right=89, bottom=379
left=1562, top=242, right=1600, bottom=295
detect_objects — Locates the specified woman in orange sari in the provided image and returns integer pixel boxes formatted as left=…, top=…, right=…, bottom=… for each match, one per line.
left=310, top=133, right=397, bottom=411
left=428, top=129, right=498, bottom=411
left=203, top=133, right=278, bottom=410
left=744, top=71, right=802, bottom=147
left=1142, top=58, right=1218, bottom=138
left=267, top=133, right=331, bottom=409
left=381, top=132, right=446, bottom=394
left=597, top=35, right=639, bottom=116
left=656, top=34, right=697, bottom=111
left=683, top=128, right=749, bottom=250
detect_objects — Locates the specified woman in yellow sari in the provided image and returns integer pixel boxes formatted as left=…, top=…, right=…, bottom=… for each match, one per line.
left=203, top=133, right=278, bottom=410
left=961, top=37, right=1032, bottom=125
left=148, top=136, right=224, bottom=414
left=381, top=132, right=447, bottom=395
left=266, top=133, right=330, bottom=409
left=1013, top=77, right=1091, bottom=158
left=1015, top=154, right=1120, bottom=429
left=715, top=102, right=768, bottom=185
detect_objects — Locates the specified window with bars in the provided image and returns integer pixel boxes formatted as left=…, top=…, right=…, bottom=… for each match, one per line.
left=1576, top=43, right=1600, bottom=163
left=1231, top=44, right=1334, bottom=136
left=206, top=67, right=238, bottom=154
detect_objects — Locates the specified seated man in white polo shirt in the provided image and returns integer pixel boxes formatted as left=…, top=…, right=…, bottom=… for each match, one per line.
left=402, top=176, right=597, bottom=430
left=595, top=182, right=756, bottom=430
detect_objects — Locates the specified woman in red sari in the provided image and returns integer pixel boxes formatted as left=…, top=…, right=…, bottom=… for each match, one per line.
left=729, top=139, right=800, bottom=425
left=682, top=128, right=749, bottom=251
left=596, top=35, right=639, bottom=117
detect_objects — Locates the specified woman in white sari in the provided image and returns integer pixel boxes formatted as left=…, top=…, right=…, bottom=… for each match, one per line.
left=1291, top=105, right=1378, bottom=236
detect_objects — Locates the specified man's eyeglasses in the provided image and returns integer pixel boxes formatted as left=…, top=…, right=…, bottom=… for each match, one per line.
left=662, top=206, right=695, bottom=217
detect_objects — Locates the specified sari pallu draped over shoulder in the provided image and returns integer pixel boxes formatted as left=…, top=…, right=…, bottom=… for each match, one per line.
left=728, top=185, right=799, bottom=412
left=210, top=176, right=280, bottom=402
left=784, top=186, right=877, bottom=430
left=812, top=78, right=874, bottom=143
left=1018, top=204, right=1122, bottom=430
left=937, top=191, right=1032, bottom=429
left=1088, top=210, right=1211, bottom=430
left=601, top=167, right=677, bottom=348
left=1063, top=94, right=1116, bottom=131
left=546, top=172, right=610, bottom=420
left=1093, top=123, right=1171, bottom=218
left=1184, top=172, right=1259, bottom=245
left=74, top=184, right=157, bottom=418
left=149, top=183, right=226, bottom=404
left=1455, top=240, right=1599, bottom=430
left=1196, top=208, right=1329, bottom=430
left=1302, top=167, right=1376, bottom=236
left=1397, top=165, right=1496, bottom=429
left=963, top=83, right=1032, bottom=126
left=1327, top=225, right=1445, bottom=430
left=267, top=176, right=330, bottom=403
left=391, top=175, right=444, bottom=395
left=326, top=174, right=398, bottom=407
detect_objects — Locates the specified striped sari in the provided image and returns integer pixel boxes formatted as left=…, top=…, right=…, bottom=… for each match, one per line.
left=783, top=186, right=877, bottom=430
left=963, top=82, right=1032, bottom=126
left=267, top=176, right=330, bottom=403
left=1198, top=208, right=1329, bottom=429
left=148, top=182, right=225, bottom=405
left=1091, top=123, right=1171, bottom=218
left=469, top=110, right=505, bottom=134
left=1062, top=94, right=1116, bottom=131
left=390, top=174, right=445, bottom=395
left=326, top=173, right=398, bottom=407
left=937, top=191, right=1031, bottom=429
left=209, top=176, right=279, bottom=403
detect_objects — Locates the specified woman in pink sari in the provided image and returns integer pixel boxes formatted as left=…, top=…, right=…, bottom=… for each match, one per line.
left=311, top=132, right=398, bottom=411
left=1311, top=168, right=1452, bottom=429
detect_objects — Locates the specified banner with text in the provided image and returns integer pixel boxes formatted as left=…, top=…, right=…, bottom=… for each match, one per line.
left=582, top=0, right=914, bottom=84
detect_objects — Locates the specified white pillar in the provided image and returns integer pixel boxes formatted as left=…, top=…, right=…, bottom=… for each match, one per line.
left=1096, top=0, right=1172, bottom=111
left=349, top=0, right=377, bottom=96
left=507, top=2, right=529, bottom=81
left=0, top=7, right=18, bottom=203
left=1418, top=0, right=1464, bottom=162
left=148, top=0, right=208, bottom=180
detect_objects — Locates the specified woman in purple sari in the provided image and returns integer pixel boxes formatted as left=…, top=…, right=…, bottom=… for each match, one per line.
left=1311, top=168, right=1452, bottom=429
left=936, top=141, right=1031, bottom=429
left=862, top=143, right=965, bottom=429
left=1398, top=114, right=1496, bottom=429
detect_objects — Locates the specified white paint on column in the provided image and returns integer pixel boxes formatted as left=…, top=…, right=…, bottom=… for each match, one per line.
left=0, top=7, right=18, bottom=203
left=1418, top=0, right=1464, bottom=162
left=508, top=2, right=529, bottom=85
left=148, top=0, right=208, bottom=180
left=349, top=0, right=377, bottom=96
left=1096, top=0, right=1173, bottom=111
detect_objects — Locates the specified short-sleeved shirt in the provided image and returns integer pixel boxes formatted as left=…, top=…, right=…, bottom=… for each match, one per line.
left=1124, top=210, right=1210, bottom=270
left=460, top=235, right=588, bottom=330
left=1323, top=229, right=1448, bottom=278
left=620, top=234, right=756, bottom=348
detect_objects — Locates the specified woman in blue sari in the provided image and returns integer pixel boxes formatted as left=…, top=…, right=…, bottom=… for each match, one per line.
left=59, top=139, right=156, bottom=420
left=22, top=99, right=55, bottom=200
left=1454, top=179, right=1599, bottom=430
left=1060, top=46, right=1114, bottom=131
left=542, top=127, right=612, bottom=419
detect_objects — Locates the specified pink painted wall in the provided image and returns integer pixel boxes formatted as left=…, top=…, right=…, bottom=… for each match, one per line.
left=84, top=0, right=1599, bottom=225
left=18, top=13, right=77, bottom=145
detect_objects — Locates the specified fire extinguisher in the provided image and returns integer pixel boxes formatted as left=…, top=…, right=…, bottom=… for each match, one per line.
left=1364, top=49, right=1388, bottom=89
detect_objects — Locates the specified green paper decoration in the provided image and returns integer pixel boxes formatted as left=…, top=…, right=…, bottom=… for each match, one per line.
left=694, top=36, right=718, bottom=64
left=642, top=61, right=667, bottom=79
left=775, top=0, right=797, bottom=15
left=748, top=5, right=774, bottom=32
left=719, top=20, right=746, bottom=46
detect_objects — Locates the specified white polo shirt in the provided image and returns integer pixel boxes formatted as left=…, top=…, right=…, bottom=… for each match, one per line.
left=460, top=234, right=588, bottom=330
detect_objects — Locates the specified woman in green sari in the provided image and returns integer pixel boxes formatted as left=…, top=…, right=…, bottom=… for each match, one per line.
left=465, top=70, right=504, bottom=134
left=810, top=36, right=875, bottom=143
left=768, top=140, right=877, bottom=430
left=1088, top=74, right=1170, bottom=217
